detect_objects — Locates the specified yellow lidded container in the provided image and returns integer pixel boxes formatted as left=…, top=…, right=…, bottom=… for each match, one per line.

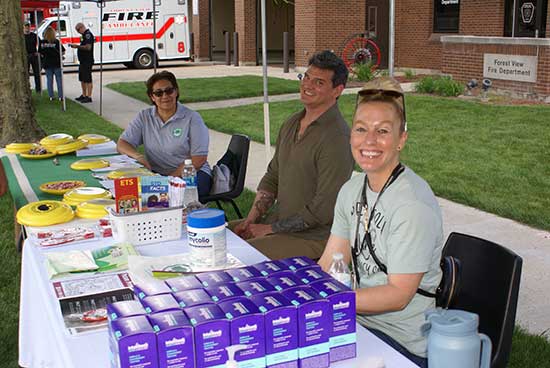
left=78, top=134, right=111, bottom=145
left=55, top=139, right=88, bottom=155
left=107, top=167, right=155, bottom=179
left=16, top=200, right=75, bottom=227
left=40, top=133, right=73, bottom=147
left=76, top=198, right=116, bottom=219
left=5, top=143, right=37, bottom=154
left=70, top=158, right=110, bottom=171
left=63, top=187, right=112, bottom=206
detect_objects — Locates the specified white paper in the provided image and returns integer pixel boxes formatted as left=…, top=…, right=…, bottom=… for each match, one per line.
left=76, top=141, right=118, bottom=157
left=128, top=253, right=245, bottom=285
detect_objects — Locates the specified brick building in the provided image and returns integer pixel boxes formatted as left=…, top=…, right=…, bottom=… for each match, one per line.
left=192, top=0, right=550, bottom=98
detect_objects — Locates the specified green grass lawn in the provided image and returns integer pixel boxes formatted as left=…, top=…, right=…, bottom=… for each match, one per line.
left=107, top=75, right=300, bottom=104
left=199, top=94, right=550, bottom=232
left=2, top=90, right=550, bottom=367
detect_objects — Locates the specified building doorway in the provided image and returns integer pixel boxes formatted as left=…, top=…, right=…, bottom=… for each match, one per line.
left=365, top=0, right=389, bottom=68
left=504, top=0, right=548, bottom=37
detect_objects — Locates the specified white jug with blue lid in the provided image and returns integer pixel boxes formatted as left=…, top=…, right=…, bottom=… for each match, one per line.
left=425, top=309, right=492, bottom=368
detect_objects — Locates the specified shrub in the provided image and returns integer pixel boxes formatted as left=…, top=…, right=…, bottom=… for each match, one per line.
left=433, top=76, right=463, bottom=97
left=353, top=62, right=375, bottom=82
left=415, top=76, right=463, bottom=97
left=404, top=69, right=415, bottom=79
left=415, top=76, right=436, bottom=94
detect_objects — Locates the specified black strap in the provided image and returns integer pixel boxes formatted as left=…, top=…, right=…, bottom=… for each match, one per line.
left=353, top=163, right=437, bottom=299
left=351, top=163, right=404, bottom=286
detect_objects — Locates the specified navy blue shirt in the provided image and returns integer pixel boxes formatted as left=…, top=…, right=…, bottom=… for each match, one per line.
left=78, top=29, right=94, bottom=64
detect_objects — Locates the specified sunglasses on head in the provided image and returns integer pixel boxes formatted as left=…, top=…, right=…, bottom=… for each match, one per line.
left=356, top=89, right=407, bottom=129
left=151, top=87, right=176, bottom=98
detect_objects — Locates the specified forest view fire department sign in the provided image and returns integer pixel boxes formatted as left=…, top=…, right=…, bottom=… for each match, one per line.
left=483, top=54, right=537, bottom=83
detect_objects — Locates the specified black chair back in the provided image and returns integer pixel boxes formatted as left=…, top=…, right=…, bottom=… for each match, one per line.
left=200, top=134, right=250, bottom=218
left=443, top=232, right=522, bottom=368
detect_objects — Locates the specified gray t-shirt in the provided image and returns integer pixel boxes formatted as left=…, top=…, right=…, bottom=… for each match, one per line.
left=331, top=166, right=444, bottom=357
left=121, top=102, right=211, bottom=176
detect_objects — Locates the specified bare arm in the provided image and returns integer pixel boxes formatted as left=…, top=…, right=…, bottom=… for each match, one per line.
left=355, top=273, right=424, bottom=314
left=116, top=138, right=151, bottom=170
left=169, top=155, right=207, bottom=177
left=234, top=190, right=275, bottom=238
left=318, top=234, right=352, bottom=271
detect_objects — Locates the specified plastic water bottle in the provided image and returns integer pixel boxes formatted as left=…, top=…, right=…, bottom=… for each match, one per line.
left=182, top=159, right=199, bottom=205
left=328, top=252, right=352, bottom=288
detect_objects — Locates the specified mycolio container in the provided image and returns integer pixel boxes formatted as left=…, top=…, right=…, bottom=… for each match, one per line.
left=187, top=209, right=227, bottom=268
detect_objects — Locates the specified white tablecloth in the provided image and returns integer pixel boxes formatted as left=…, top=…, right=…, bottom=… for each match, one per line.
left=18, top=230, right=418, bottom=368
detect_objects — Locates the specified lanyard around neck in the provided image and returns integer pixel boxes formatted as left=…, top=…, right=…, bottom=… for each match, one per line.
left=351, top=163, right=405, bottom=284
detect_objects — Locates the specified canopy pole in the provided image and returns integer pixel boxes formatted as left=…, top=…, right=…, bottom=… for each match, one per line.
left=58, top=9, right=66, bottom=111
left=34, top=10, right=43, bottom=95
left=100, top=1, right=103, bottom=116
left=389, top=0, right=395, bottom=76
left=153, top=0, right=157, bottom=73
left=260, top=0, right=270, bottom=165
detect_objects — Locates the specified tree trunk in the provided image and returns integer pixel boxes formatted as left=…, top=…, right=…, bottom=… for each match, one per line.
left=0, top=0, right=45, bottom=147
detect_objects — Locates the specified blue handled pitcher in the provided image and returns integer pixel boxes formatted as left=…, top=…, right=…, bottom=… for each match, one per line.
left=425, top=309, right=492, bottom=368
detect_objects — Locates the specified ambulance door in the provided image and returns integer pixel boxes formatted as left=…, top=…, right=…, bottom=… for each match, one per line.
left=163, top=14, right=189, bottom=58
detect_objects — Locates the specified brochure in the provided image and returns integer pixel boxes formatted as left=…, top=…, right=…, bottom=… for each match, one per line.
left=141, top=176, right=170, bottom=210
left=128, top=253, right=245, bottom=284
left=114, top=177, right=140, bottom=214
left=45, top=242, right=138, bottom=279
left=52, top=273, right=135, bottom=335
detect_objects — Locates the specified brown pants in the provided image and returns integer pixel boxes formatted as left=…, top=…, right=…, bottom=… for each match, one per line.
left=228, top=220, right=326, bottom=260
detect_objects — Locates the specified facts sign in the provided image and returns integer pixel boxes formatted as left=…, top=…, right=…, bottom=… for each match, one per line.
left=483, top=53, right=537, bottom=83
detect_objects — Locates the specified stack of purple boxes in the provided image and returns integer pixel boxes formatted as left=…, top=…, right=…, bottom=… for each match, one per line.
left=107, top=256, right=356, bottom=368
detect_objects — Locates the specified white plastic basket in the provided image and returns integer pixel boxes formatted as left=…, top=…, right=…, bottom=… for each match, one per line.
left=109, top=207, right=183, bottom=245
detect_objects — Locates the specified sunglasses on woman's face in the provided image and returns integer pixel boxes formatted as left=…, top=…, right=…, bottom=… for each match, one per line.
left=151, top=87, right=177, bottom=98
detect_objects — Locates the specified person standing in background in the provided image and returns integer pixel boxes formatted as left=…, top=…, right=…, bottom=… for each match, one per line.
left=69, top=22, right=94, bottom=103
left=24, top=22, right=41, bottom=94
left=39, top=26, right=65, bottom=101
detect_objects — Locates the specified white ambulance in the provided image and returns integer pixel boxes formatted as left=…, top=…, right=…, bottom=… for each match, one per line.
left=36, top=0, right=190, bottom=68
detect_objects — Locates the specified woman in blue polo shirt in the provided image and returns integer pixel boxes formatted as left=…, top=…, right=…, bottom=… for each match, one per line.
left=117, top=71, right=212, bottom=196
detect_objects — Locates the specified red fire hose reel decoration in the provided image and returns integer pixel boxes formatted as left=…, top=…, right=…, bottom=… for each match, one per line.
left=341, top=34, right=381, bottom=71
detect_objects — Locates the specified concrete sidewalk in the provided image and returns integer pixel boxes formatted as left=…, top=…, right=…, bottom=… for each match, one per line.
left=56, top=64, right=550, bottom=336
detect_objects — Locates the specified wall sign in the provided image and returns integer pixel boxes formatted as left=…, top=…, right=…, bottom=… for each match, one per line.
left=193, top=0, right=198, bottom=15
left=483, top=53, right=537, bottom=83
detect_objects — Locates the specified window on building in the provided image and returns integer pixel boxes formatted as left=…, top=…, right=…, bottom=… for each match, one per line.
left=433, top=0, right=460, bottom=33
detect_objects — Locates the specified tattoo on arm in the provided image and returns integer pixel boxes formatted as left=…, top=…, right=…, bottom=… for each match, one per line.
left=272, top=214, right=309, bottom=233
left=254, top=191, right=275, bottom=217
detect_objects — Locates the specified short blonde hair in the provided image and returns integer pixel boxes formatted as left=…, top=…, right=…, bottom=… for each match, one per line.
left=355, top=77, right=407, bottom=132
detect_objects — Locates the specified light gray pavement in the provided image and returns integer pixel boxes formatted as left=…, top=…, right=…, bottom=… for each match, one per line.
left=56, top=63, right=550, bottom=336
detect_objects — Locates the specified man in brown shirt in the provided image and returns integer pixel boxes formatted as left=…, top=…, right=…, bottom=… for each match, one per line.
left=233, top=50, right=354, bottom=260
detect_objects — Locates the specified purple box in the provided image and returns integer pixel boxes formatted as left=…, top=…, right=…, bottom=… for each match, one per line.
left=236, top=279, right=277, bottom=297
left=196, top=271, right=234, bottom=287
left=205, top=283, right=245, bottom=302
left=265, top=272, right=302, bottom=291
left=141, top=294, right=180, bottom=314
left=294, top=267, right=332, bottom=285
left=218, top=298, right=266, bottom=368
left=250, top=292, right=298, bottom=368
left=149, top=310, right=195, bottom=368
left=133, top=281, right=172, bottom=300
left=225, top=266, right=263, bottom=282
left=309, top=280, right=356, bottom=362
left=252, top=260, right=287, bottom=277
left=184, top=304, right=230, bottom=368
left=165, top=275, right=203, bottom=292
left=109, top=315, right=158, bottom=368
left=279, top=257, right=318, bottom=272
left=173, top=289, right=214, bottom=308
left=281, top=286, right=330, bottom=368
left=107, top=300, right=146, bottom=322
